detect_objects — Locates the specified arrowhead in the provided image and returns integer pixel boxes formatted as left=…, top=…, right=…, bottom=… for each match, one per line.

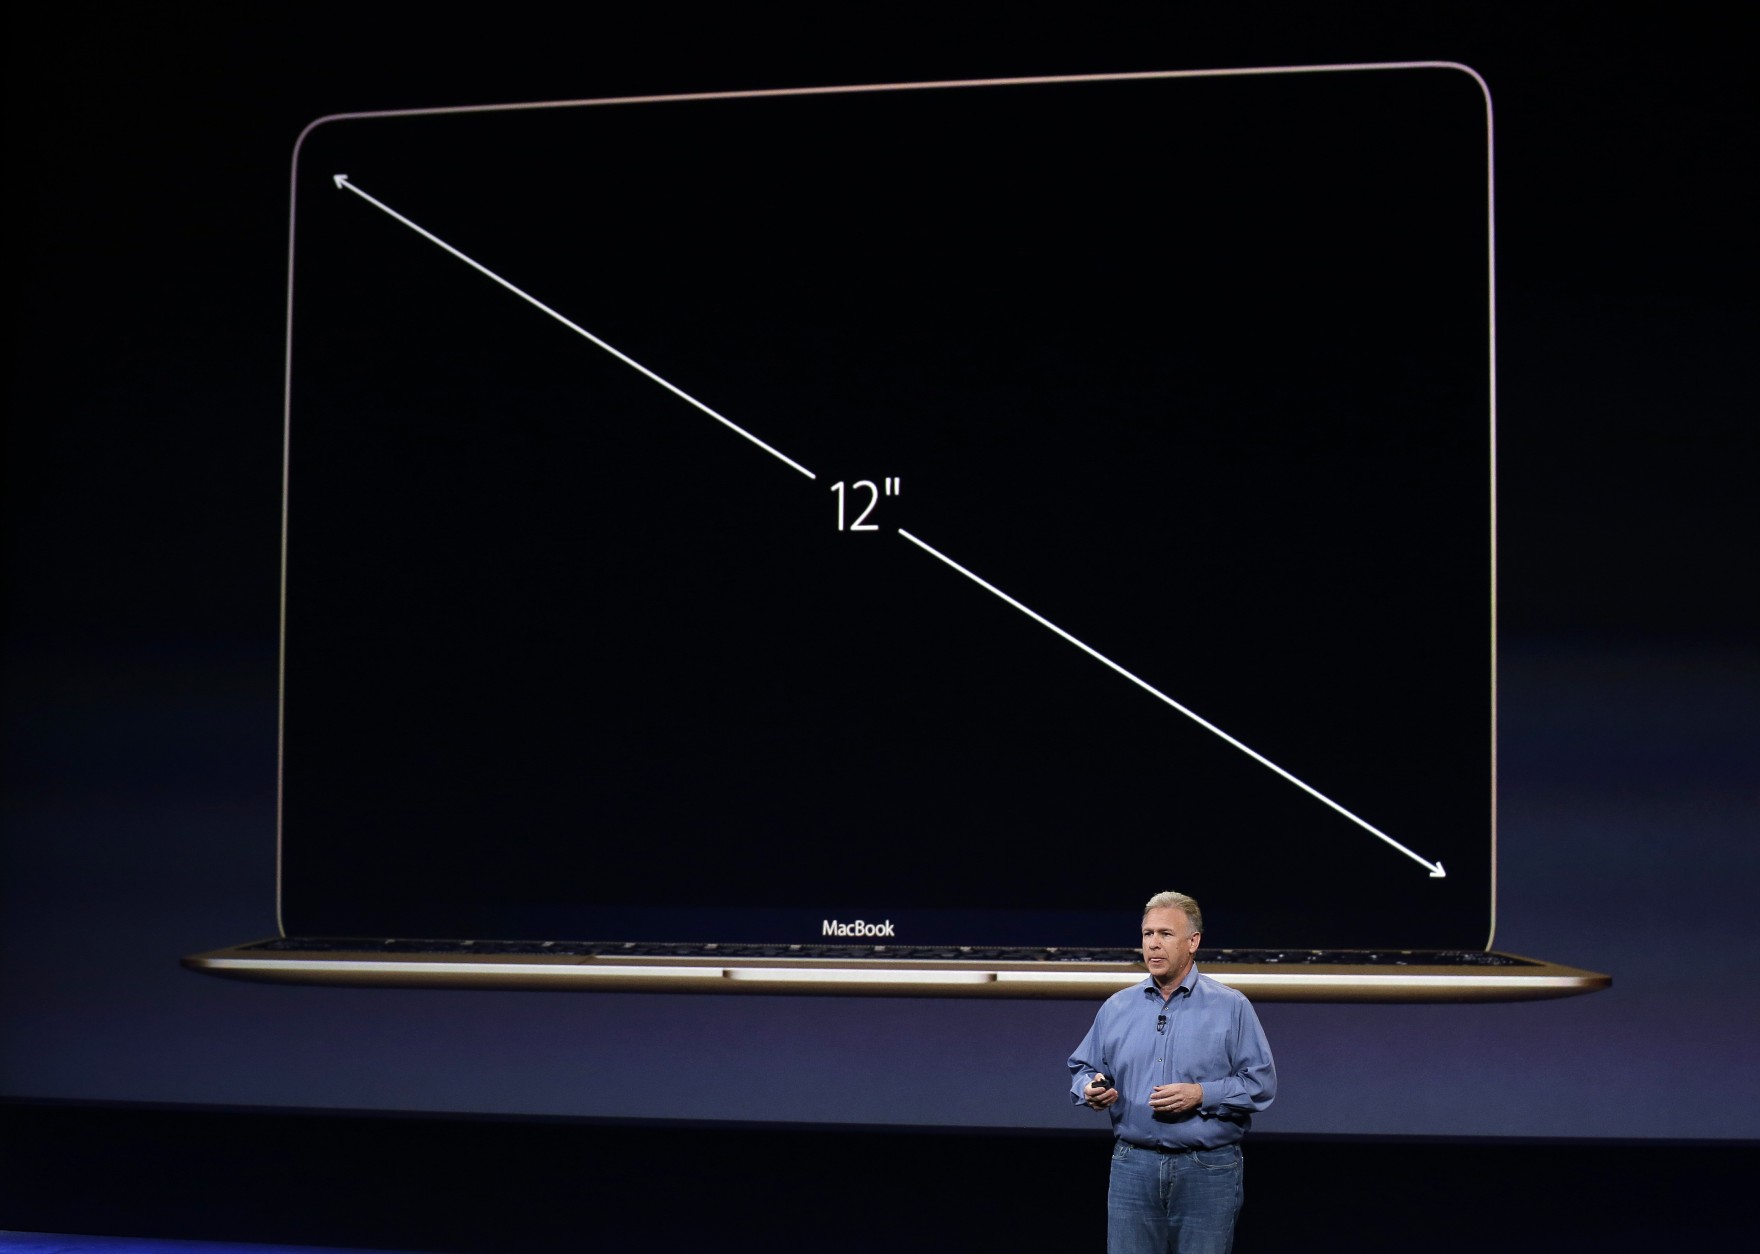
left=1429, top=861, right=1447, bottom=879
left=333, top=173, right=349, bottom=189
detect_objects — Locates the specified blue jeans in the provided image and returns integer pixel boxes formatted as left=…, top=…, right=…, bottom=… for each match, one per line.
left=1107, top=1141, right=1244, bottom=1254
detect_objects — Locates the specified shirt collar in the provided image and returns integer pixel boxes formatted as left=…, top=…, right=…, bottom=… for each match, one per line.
left=1140, top=962, right=1200, bottom=1001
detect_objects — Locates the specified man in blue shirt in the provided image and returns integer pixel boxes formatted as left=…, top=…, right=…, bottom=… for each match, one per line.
left=1068, top=891, right=1276, bottom=1254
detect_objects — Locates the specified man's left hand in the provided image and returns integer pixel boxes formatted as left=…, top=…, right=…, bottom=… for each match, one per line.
left=1148, top=1083, right=1203, bottom=1116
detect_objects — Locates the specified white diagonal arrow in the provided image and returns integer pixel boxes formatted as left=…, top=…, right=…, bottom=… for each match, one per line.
left=326, top=174, right=1445, bottom=880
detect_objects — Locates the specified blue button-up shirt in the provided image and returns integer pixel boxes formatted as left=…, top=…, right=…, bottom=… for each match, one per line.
left=1068, top=964, right=1276, bottom=1149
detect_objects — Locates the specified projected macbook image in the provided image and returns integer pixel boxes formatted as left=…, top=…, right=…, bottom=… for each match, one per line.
left=185, top=66, right=1608, bottom=1000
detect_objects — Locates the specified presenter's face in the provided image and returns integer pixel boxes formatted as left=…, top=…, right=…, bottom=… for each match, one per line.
left=1141, top=907, right=1200, bottom=988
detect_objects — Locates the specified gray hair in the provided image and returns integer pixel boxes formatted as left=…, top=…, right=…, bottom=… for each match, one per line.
left=1142, top=890, right=1203, bottom=935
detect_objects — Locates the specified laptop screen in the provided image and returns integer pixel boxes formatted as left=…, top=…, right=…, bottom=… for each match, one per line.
left=281, top=67, right=1493, bottom=952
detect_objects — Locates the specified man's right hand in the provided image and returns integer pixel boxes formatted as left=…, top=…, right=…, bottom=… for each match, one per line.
left=1083, top=1078, right=1118, bottom=1110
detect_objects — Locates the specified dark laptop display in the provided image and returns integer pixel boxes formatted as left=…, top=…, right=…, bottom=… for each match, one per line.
left=187, top=67, right=1608, bottom=999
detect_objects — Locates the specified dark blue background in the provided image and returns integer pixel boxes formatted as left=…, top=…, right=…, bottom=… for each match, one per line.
left=4, top=0, right=1755, bottom=1160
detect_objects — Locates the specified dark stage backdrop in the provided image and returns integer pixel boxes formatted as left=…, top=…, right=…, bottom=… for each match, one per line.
left=3, top=4, right=1755, bottom=1228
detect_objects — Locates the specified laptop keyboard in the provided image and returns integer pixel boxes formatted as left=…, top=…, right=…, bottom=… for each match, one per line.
left=244, top=938, right=1538, bottom=967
